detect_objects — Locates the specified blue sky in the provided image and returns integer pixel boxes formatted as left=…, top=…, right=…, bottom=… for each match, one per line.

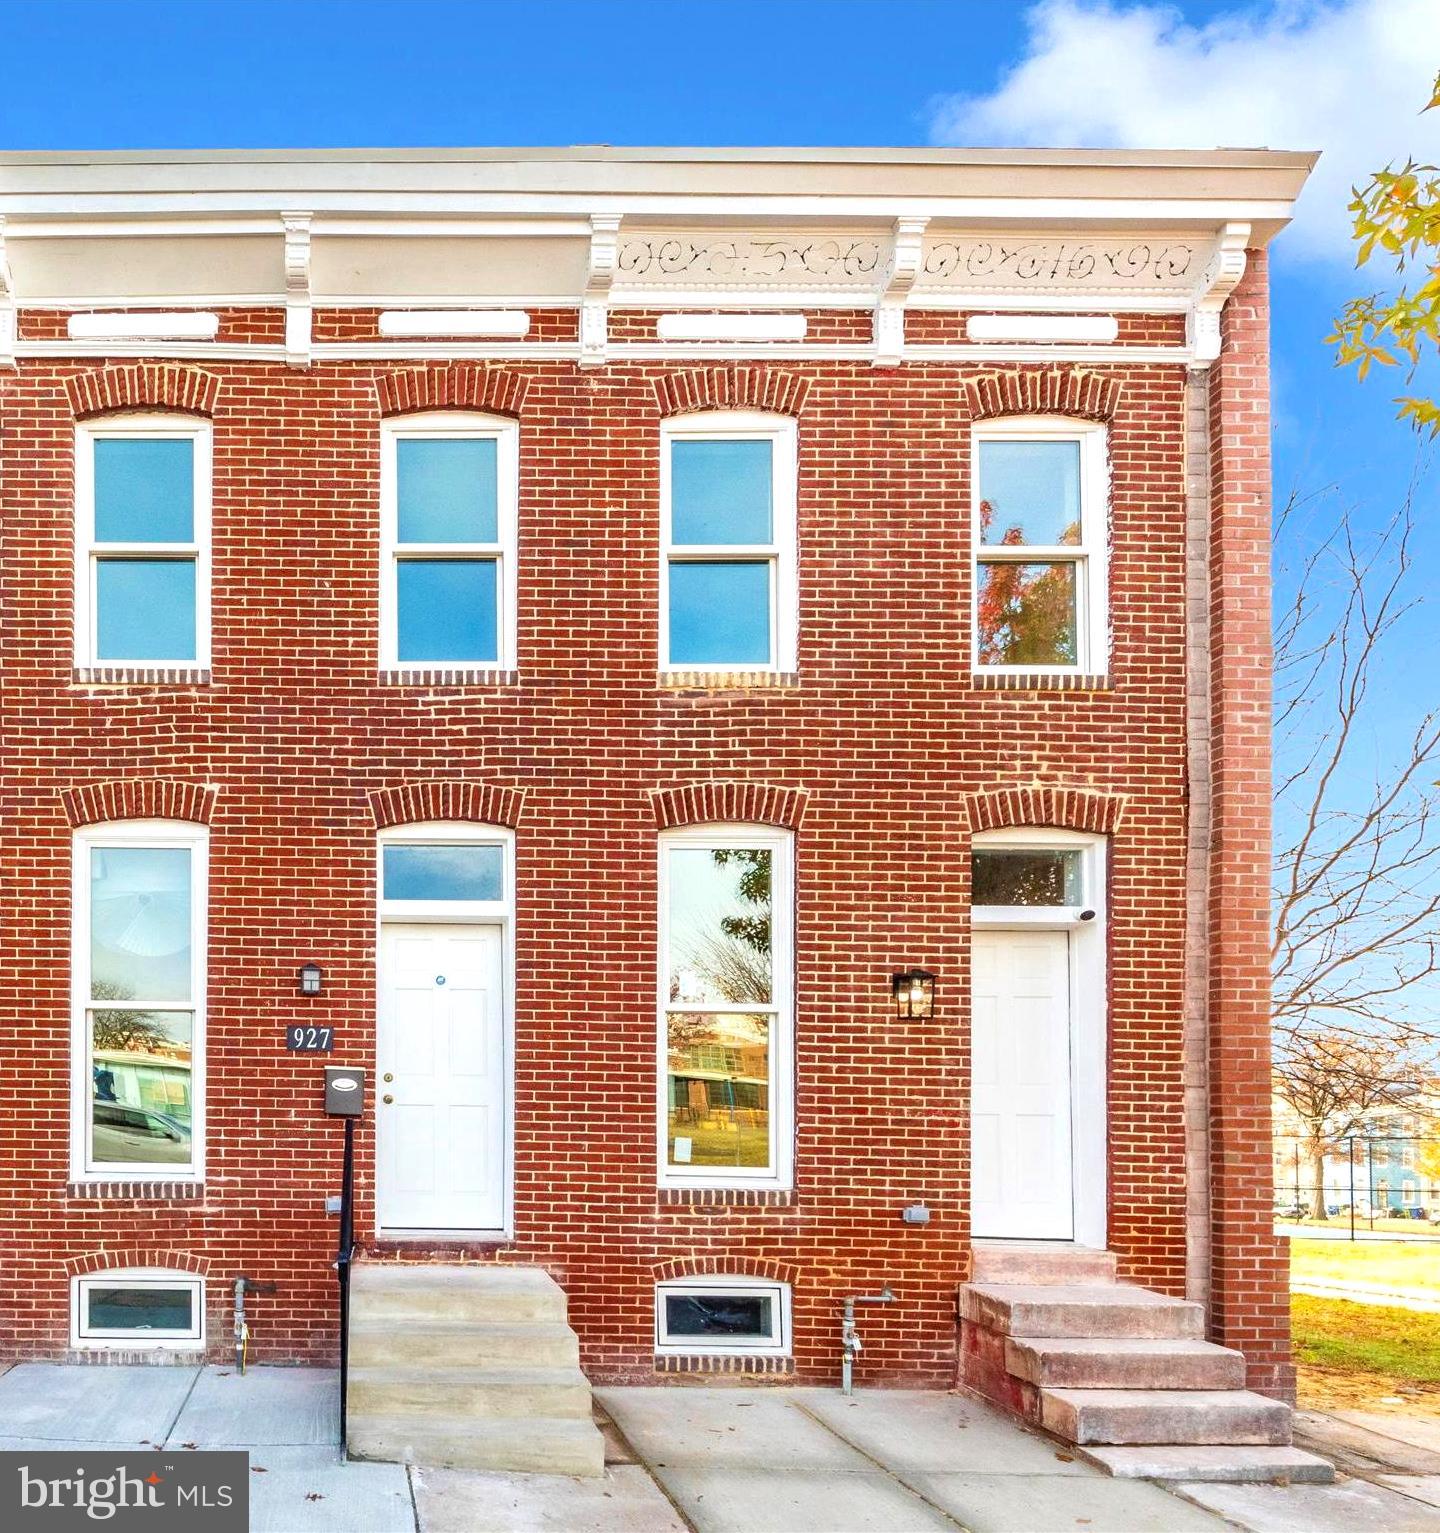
left=3, top=1, right=1436, bottom=813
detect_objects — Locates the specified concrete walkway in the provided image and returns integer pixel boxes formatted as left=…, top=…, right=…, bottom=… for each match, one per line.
left=6, top=1360, right=1440, bottom=1531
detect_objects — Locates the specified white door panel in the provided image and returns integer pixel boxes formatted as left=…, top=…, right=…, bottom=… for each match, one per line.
left=971, top=929, right=1074, bottom=1239
left=377, top=924, right=505, bottom=1231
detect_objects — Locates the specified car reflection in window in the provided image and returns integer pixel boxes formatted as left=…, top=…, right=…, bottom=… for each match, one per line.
left=92, top=1102, right=191, bottom=1164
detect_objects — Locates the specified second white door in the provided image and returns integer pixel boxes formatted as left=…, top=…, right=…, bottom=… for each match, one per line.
left=970, top=928, right=1075, bottom=1239
left=377, top=923, right=506, bottom=1233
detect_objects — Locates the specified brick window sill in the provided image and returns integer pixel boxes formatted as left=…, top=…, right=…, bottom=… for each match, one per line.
left=971, top=671, right=1111, bottom=693
left=658, top=1187, right=797, bottom=1209
left=67, top=1181, right=206, bottom=1201
left=658, top=670, right=800, bottom=693
left=654, top=1353, right=794, bottom=1376
left=378, top=668, right=520, bottom=688
left=73, top=667, right=212, bottom=687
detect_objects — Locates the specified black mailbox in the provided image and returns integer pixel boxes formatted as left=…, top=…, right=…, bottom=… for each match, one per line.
left=324, top=1066, right=365, bottom=1117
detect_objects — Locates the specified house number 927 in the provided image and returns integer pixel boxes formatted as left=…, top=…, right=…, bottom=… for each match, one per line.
left=286, top=1025, right=334, bottom=1053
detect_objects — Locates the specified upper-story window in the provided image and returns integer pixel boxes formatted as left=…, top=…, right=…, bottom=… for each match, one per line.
left=380, top=413, right=518, bottom=673
left=658, top=824, right=794, bottom=1188
left=72, top=820, right=207, bottom=1181
left=660, top=412, right=797, bottom=673
left=75, top=415, right=211, bottom=668
left=972, top=418, right=1108, bottom=674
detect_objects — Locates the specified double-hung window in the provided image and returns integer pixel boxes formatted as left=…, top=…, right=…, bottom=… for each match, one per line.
left=380, top=413, right=518, bottom=672
left=73, top=821, right=206, bottom=1181
left=972, top=418, right=1108, bottom=674
left=660, top=412, right=797, bottom=673
left=659, top=824, right=793, bottom=1188
left=75, top=415, right=211, bottom=669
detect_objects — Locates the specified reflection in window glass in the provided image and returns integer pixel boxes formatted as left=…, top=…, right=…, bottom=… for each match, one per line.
left=90, top=1010, right=193, bottom=1165
left=396, top=558, right=499, bottom=662
left=978, top=439, right=1081, bottom=547
left=670, top=439, right=773, bottom=544
left=976, top=561, right=1077, bottom=666
left=667, top=1012, right=770, bottom=1170
left=667, top=561, right=772, bottom=666
left=94, top=439, right=195, bottom=543
left=91, top=847, right=192, bottom=1002
left=95, top=559, right=197, bottom=662
left=396, top=438, right=499, bottom=544
left=666, top=848, right=772, bottom=1005
left=86, top=1286, right=195, bottom=1333
left=382, top=843, right=503, bottom=902
left=972, top=849, right=1083, bottom=907
left=664, top=1291, right=773, bottom=1339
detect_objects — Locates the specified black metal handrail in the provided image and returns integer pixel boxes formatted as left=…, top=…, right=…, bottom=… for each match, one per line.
left=336, top=1113, right=357, bottom=1440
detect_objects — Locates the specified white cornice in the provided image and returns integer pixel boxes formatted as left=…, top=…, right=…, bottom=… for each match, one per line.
left=282, top=212, right=312, bottom=368
left=874, top=216, right=927, bottom=369
left=1187, top=222, right=1250, bottom=365
left=0, top=216, right=14, bottom=366
left=581, top=212, right=622, bottom=369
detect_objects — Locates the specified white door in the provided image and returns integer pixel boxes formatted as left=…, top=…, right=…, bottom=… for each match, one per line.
left=377, top=923, right=506, bottom=1232
left=971, top=929, right=1075, bottom=1239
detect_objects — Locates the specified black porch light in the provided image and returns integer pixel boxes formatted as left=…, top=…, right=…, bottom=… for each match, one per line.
left=298, top=962, right=325, bottom=997
left=892, top=968, right=935, bottom=1020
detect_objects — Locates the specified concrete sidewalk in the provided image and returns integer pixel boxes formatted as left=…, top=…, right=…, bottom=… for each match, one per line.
left=5, top=1360, right=1440, bottom=1532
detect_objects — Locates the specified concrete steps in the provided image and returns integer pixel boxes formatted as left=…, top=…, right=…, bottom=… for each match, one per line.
left=346, top=1263, right=604, bottom=1477
left=958, top=1246, right=1334, bottom=1487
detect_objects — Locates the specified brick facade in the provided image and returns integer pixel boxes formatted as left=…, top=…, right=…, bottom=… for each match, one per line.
left=0, top=277, right=1288, bottom=1391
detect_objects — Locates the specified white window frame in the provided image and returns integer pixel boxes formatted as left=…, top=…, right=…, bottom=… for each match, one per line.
left=379, top=412, right=519, bottom=674
left=74, top=413, right=212, bottom=670
left=971, top=416, right=1109, bottom=676
left=660, top=411, right=798, bottom=673
left=71, top=819, right=208, bottom=1183
left=375, top=821, right=516, bottom=1240
left=657, top=822, right=794, bottom=1190
left=971, top=826, right=1107, bottom=1249
left=72, top=1269, right=205, bottom=1351
left=655, top=1274, right=792, bottom=1356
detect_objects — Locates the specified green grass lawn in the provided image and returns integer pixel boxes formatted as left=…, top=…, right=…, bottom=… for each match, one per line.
left=671, top=1121, right=769, bottom=1168
left=1291, top=1237, right=1440, bottom=1291
left=1294, top=1294, right=1440, bottom=1397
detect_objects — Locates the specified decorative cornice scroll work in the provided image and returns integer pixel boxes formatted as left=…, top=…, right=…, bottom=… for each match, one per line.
left=919, top=238, right=1199, bottom=293
left=581, top=213, right=622, bottom=369
left=375, top=365, right=528, bottom=417
left=61, top=780, right=218, bottom=829
left=650, top=781, right=808, bottom=831
left=0, top=217, right=15, bottom=368
left=961, top=367, right=1122, bottom=424
left=617, top=233, right=883, bottom=289
left=1187, top=222, right=1250, bottom=366
left=282, top=212, right=313, bottom=369
left=652, top=367, right=811, bottom=420
left=368, top=781, right=526, bottom=830
left=64, top=365, right=222, bottom=418
left=874, top=216, right=928, bottom=369
left=962, top=785, right=1127, bottom=836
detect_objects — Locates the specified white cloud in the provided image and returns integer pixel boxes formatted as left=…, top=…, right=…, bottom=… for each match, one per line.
left=929, top=0, right=1440, bottom=262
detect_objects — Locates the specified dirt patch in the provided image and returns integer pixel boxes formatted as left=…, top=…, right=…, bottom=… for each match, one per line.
left=1299, top=1361, right=1440, bottom=1417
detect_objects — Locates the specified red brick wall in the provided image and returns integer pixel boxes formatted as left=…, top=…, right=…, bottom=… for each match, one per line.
left=0, top=320, right=1264, bottom=1386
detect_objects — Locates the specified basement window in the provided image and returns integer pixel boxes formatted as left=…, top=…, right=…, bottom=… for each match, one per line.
left=655, top=1276, right=790, bottom=1356
left=73, top=1271, right=204, bottom=1350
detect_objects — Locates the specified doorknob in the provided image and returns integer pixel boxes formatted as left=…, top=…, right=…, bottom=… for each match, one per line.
left=383, top=1073, right=393, bottom=1083
left=382, top=1094, right=394, bottom=1105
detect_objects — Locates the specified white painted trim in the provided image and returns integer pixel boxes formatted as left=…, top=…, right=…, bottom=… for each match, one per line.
left=655, top=1274, right=792, bottom=1356
left=71, top=1269, right=206, bottom=1351
left=74, top=414, right=212, bottom=671
left=656, top=313, right=807, bottom=342
left=657, top=823, right=795, bottom=1192
left=71, top=820, right=208, bottom=1185
left=971, top=416, right=1110, bottom=678
left=376, top=822, right=515, bottom=1240
left=282, top=212, right=313, bottom=368
left=966, top=314, right=1119, bottom=343
left=378, top=309, right=531, bottom=338
left=659, top=411, right=798, bottom=675
left=972, top=826, right=1108, bottom=1250
left=378, top=412, right=519, bottom=676
left=68, top=311, right=219, bottom=340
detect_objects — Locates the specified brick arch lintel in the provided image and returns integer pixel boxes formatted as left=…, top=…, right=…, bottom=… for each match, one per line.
left=65, top=365, right=222, bottom=419
left=960, top=367, right=1122, bottom=424
left=368, top=780, right=526, bottom=831
left=652, top=1255, right=799, bottom=1286
left=650, top=781, right=808, bottom=831
left=62, top=1249, right=212, bottom=1278
left=61, top=780, right=218, bottom=829
left=652, top=366, right=812, bottom=420
left=374, top=365, right=528, bottom=418
left=963, top=784, right=1127, bottom=836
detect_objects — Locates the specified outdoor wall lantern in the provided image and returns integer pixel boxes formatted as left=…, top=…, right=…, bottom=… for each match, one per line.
left=298, top=963, right=325, bottom=997
left=892, top=969, right=935, bottom=1020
